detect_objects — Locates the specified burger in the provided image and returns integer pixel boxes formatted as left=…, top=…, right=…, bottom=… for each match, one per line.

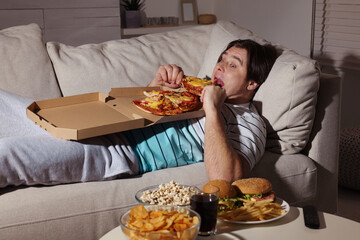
left=203, top=179, right=243, bottom=213
left=231, top=177, right=275, bottom=202
left=203, top=178, right=275, bottom=213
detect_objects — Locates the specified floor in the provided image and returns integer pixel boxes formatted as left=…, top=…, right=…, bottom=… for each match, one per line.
left=336, top=186, right=360, bottom=223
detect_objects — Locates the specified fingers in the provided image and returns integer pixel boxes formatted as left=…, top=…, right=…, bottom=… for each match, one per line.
left=149, top=64, right=183, bottom=88
left=159, top=64, right=183, bottom=88
left=201, top=85, right=227, bottom=113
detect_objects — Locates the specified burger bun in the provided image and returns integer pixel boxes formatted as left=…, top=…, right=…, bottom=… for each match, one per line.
left=203, top=179, right=237, bottom=198
left=231, top=178, right=272, bottom=195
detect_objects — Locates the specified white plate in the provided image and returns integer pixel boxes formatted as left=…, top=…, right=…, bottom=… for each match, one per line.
left=218, top=198, right=290, bottom=224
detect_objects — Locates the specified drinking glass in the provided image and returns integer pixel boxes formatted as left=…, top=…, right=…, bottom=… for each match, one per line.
left=190, top=184, right=219, bottom=236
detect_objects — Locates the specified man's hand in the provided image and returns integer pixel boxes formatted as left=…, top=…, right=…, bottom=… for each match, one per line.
left=201, top=85, right=227, bottom=115
left=148, top=64, right=183, bottom=88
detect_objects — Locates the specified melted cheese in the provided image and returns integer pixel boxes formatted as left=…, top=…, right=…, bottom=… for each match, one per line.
left=167, top=95, right=193, bottom=104
left=187, top=77, right=212, bottom=87
left=144, top=96, right=163, bottom=108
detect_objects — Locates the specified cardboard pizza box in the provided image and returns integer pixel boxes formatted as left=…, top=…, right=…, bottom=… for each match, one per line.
left=26, top=87, right=204, bottom=140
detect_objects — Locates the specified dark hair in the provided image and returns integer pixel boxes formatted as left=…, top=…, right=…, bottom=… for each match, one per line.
left=218, top=39, right=278, bottom=87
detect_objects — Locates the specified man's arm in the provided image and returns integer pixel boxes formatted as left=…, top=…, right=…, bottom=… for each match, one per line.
left=202, top=86, right=250, bottom=182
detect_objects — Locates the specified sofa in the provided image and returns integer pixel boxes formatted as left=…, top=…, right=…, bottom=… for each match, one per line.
left=0, top=21, right=341, bottom=240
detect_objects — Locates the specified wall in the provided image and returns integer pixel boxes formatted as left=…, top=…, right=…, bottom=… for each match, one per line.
left=213, top=0, right=313, bottom=57
left=0, top=0, right=121, bottom=46
left=144, top=0, right=215, bottom=18
left=144, top=0, right=312, bottom=56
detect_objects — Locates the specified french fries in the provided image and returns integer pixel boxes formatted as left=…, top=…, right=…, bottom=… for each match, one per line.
left=123, top=205, right=199, bottom=240
left=218, top=199, right=286, bottom=221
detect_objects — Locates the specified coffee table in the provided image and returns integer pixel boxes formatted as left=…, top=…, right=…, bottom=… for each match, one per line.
left=99, top=206, right=360, bottom=239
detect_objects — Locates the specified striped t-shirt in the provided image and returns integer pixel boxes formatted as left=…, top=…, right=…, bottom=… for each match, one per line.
left=124, top=102, right=266, bottom=173
left=189, top=102, right=266, bottom=169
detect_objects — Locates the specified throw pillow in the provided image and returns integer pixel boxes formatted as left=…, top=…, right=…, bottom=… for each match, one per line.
left=46, top=24, right=213, bottom=97
left=0, top=24, right=61, bottom=100
left=198, top=20, right=320, bottom=154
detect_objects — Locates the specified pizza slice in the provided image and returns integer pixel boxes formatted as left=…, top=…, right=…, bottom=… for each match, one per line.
left=181, top=76, right=213, bottom=96
left=132, top=90, right=201, bottom=116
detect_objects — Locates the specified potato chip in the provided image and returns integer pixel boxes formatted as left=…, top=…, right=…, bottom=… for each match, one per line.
left=130, top=205, right=149, bottom=220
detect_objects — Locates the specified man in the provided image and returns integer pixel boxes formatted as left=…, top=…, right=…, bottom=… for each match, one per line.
left=128, top=39, right=278, bottom=182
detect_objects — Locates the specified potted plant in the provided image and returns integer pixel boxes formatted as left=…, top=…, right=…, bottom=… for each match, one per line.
left=121, top=0, right=145, bottom=28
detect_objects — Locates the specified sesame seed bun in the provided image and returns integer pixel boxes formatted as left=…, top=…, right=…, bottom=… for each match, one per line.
left=203, top=179, right=237, bottom=198
left=231, top=178, right=272, bottom=195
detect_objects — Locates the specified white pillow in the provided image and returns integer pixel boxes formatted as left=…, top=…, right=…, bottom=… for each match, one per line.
left=0, top=24, right=61, bottom=100
left=46, top=24, right=213, bottom=97
left=197, top=20, right=320, bottom=154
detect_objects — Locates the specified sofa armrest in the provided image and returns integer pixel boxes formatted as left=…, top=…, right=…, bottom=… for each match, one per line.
left=304, top=72, right=342, bottom=213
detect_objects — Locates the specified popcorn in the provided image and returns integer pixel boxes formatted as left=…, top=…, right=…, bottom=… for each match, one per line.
left=139, top=181, right=198, bottom=206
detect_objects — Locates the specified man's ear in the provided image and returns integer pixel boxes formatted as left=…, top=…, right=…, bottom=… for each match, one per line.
left=247, top=80, right=259, bottom=91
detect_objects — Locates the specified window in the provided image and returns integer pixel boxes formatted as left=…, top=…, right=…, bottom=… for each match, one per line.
left=313, top=0, right=360, bottom=71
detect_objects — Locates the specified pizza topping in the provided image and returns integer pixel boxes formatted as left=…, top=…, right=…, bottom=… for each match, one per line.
left=182, top=76, right=213, bottom=96
left=133, top=90, right=201, bottom=116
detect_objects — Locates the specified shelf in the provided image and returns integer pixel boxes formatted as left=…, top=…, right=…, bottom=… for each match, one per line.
left=121, top=24, right=197, bottom=36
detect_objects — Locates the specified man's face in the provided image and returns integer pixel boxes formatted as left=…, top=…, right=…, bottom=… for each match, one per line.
left=211, top=46, right=255, bottom=102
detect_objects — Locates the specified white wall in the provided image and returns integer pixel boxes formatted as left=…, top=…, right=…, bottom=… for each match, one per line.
left=144, top=0, right=313, bottom=56
left=213, top=0, right=313, bottom=57
left=144, top=0, right=215, bottom=22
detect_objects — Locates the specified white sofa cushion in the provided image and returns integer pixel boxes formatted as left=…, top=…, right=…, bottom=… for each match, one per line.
left=197, top=21, right=319, bottom=154
left=0, top=24, right=61, bottom=100
left=46, top=25, right=213, bottom=97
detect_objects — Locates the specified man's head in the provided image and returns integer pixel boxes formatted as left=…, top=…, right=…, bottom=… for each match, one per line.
left=212, top=39, right=278, bottom=103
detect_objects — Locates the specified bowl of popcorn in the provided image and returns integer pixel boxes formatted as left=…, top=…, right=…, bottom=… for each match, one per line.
left=135, top=181, right=201, bottom=206
left=120, top=205, right=200, bottom=240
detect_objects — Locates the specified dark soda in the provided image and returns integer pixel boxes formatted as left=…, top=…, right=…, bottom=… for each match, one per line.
left=190, top=194, right=218, bottom=235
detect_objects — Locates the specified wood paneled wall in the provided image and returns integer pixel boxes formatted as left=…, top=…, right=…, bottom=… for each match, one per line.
left=0, top=0, right=121, bottom=46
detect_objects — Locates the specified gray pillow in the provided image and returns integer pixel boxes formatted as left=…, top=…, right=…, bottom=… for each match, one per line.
left=0, top=24, right=61, bottom=100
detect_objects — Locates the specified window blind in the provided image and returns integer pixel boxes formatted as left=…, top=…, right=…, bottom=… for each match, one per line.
left=313, top=0, right=360, bottom=70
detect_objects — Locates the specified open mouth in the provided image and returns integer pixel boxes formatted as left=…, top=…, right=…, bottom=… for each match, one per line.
left=213, top=78, right=224, bottom=87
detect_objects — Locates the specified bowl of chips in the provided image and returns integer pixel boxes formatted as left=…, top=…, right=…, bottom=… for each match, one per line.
left=135, top=181, right=200, bottom=206
left=120, top=205, right=200, bottom=240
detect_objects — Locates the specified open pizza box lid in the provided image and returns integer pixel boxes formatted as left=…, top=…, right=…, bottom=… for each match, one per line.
left=26, top=87, right=204, bottom=140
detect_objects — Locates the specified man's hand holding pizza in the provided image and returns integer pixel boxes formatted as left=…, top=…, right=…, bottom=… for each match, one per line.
left=148, top=64, right=183, bottom=88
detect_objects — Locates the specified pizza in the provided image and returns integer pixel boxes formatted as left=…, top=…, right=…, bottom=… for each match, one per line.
left=182, top=76, right=213, bottom=96
left=132, top=90, right=201, bottom=116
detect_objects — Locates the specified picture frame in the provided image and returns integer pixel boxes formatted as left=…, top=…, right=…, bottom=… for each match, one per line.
left=180, top=0, right=198, bottom=24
